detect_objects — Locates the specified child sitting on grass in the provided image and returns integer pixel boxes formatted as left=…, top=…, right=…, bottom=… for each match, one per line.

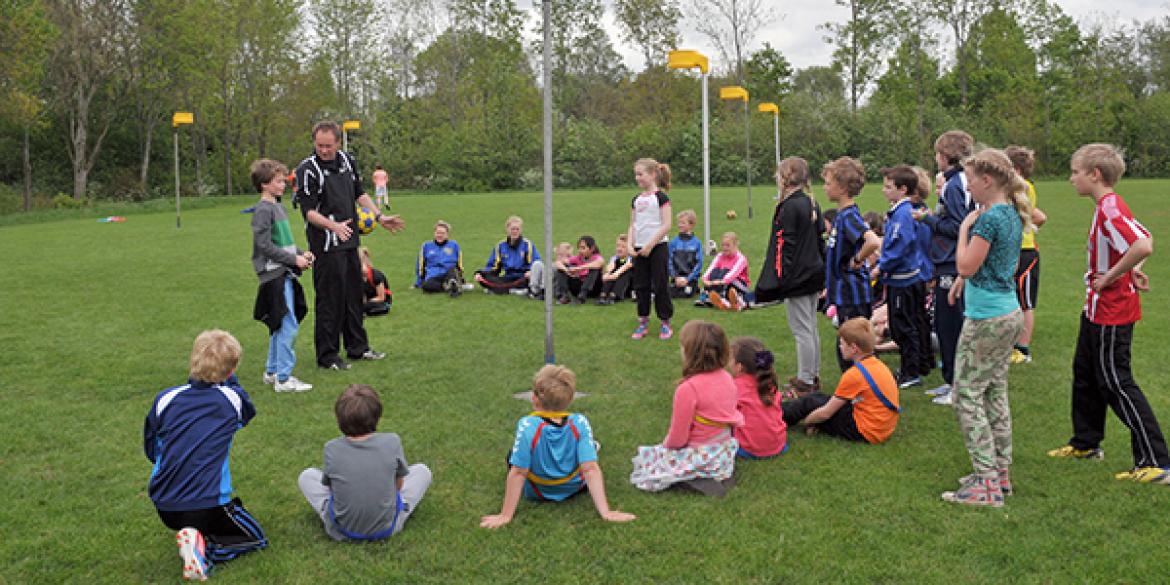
left=481, top=365, right=636, bottom=528
left=553, top=236, right=605, bottom=304
left=598, top=234, right=635, bottom=304
left=630, top=320, right=744, bottom=496
left=144, top=330, right=267, bottom=582
left=782, top=318, right=900, bottom=444
left=298, top=384, right=431, bottom=540
left=698, top=232, right=750, bottom=311
left=669, top=209, right=704, bottom=297
left=731, top=337, right=788, bottom=459
left=359, top=246, right=391, bottom=316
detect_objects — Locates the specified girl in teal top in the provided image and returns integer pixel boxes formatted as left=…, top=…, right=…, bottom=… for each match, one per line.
left=941, top=149, right=1033, bottom=508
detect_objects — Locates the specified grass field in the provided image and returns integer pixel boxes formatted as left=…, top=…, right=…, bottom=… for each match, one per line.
left=2, top=179, right=1170, bottom=584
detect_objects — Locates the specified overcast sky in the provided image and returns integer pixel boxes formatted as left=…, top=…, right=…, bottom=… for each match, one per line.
left=518, top=1, right=1169, bottom=72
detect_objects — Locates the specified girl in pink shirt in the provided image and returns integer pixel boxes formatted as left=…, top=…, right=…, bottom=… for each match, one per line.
left=699, top=232, right=751, bottom=311
left=630, top=321, right=744, bottom=493
left=730, top=337, right=788, bottom=458
left=553, top=236, right=605, bottom=304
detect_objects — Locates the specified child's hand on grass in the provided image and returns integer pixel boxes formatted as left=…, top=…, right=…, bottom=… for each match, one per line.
left=601, top=510, right=636, bottom=523
left=479, top=514, right=512, bottom=529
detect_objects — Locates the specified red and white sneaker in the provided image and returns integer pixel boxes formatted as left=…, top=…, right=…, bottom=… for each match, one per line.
left=176, top=527, right=210, bottom=581
left=941, top=475, right=1004, bottom=507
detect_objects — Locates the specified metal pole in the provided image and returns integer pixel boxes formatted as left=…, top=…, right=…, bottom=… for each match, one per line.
left=701, top=73, right=711, bottom=254
left=773, top=112, right=780, bottom=167
left=174, top=129, right=181, bottom=229
left=542, top=0, right=555, bottom=365
left=343, top=129, right=349, bottom=152
left=744, top=101, right=753, bottom=219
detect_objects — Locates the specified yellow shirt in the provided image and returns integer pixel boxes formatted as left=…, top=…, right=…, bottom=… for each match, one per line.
left=1020, top=180, right=1037, bottom=250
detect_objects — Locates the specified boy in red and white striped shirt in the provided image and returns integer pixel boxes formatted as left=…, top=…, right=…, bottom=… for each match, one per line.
left=1047, top=143, right=1170, bottom=485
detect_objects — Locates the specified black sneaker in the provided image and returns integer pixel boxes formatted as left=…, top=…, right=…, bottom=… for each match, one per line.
left=352, top=350, right=386, bottom=361
left=321, top=359, right=350, bottom=371
left=446, top=278, right=461, bottom=298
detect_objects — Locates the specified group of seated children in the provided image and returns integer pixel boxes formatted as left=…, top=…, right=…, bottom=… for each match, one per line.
left=150, top=319, right=899, bottom=579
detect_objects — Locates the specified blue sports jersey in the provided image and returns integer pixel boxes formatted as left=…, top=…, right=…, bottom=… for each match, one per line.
left=144, top=375, right=255, bottom=512
left=484, top=237, right=540, bottom=280
left=668, top=233, right=704, bottom=283
left=508, top=413, right=598, bottom=501
left=824, top=204, right=873, bottom=307
left=878, top=199, right=928, bottom=287
left=415, top=239, right=463, bottom=286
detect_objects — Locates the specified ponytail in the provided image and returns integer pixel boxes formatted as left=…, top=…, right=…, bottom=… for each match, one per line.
left=732, top=337, right=779, bottom=407
left=964, top=149, right=1033, bottom=233
left=657, top=163, right=672, bottom=193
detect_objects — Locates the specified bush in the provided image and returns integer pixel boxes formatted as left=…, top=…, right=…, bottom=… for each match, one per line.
left=52, top=193, right=88, bottom=209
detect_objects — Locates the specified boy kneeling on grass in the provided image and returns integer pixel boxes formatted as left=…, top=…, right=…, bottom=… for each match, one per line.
left=782, top=318, right=901, bottom=444
left=144, top=330, right=266, bottom=582
left=298, top=384, right=432, bottom=541
left=481, top=365, right=636, bottom=528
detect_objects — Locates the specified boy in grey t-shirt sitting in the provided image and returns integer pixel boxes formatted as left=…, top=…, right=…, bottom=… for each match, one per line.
left=298, top=385, right=432, bottom=541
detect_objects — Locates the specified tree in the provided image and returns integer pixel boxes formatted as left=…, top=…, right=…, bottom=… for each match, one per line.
left=447, top=0, right=524, bottom=41
left=311, top=0, right=377, bottom=114
left=535, top=0, right=626, bottom=116
left=46, top=0, right=130, bottom=200
left=686, top=0, right=776, bottom=83
left=613, top=0, right=681, bottom=69
left=0, top=0, right=56, bottom=210
left=821, top=0, right=893, bottom=113
left=932, top=0, right=1004, bottom=110
left=744, top=42, right=793, bottom=101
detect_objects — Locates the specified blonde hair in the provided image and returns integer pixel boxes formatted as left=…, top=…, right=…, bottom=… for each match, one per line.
left=505, top=216, right=523, bottom=229
left=533, top=365, right=576, bottom=411
left=822, top=157, right=865, bottom=197
left=964, top=149, right=1034, bottom=233
left=358, top=246, right=372, bottom=265
left=838, top=318, right=876, bottom=354
left=555, top=242, right=573, bottom=256
left=189, top=330, right=242, bottom=383
left=676, top=209, right=697, bottom=224
left=679, top=320, right=729, bottom=379
left=1072, top=143, right=1126, bottom=187
left=935, top=130, right=975, bottom=166
left=635, top=158, right=672, bottom=192
left=912, top=166, right=932, bottom=203
left=777, top=157, right=811, bottom=191
left=1004, top=145, right=1035, bottom=180
left=721, top=231, right=739, bottom=247
left=434, top=220, right=451, bottom=232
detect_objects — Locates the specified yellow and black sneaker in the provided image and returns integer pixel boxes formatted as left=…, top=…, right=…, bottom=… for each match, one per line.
left=1114, top=467, right=1170, bottom=484
left=1046, top=444, right=1105, bottom=459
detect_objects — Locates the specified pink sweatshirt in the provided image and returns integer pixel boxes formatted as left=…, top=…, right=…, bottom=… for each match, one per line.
left=733, top=373, right=788, bottom=457
left=703, top=250, right=750, bottom=286
left=567, top=253, right=603, bottom=277
left=663, top=369, right=744, bottom=449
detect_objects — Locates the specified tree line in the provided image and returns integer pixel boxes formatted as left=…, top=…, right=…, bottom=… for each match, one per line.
left=1, top=0, right=1168, bottom=212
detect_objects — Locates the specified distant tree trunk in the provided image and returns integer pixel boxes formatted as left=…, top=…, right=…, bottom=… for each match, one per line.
left=139, top=120, right=155, bottom=196
left=222, top=75, right=233, bottom=196
left=23, top=125, right=32, bottom=212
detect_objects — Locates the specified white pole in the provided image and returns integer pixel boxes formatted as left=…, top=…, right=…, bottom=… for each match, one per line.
left=773, top=112, right=780, bottom=167
left=174, top=129, right=181, bottom=229
left=701, top=73, right=711, bottom=254
left=542, top=0, right=555, bottom=364
left=744, top=101, right=753, bottom=219
left=343, top=129, right=349, bottom=152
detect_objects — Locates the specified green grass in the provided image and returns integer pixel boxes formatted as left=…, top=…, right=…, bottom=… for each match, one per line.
left=2, top=180, right=1170, bottom=583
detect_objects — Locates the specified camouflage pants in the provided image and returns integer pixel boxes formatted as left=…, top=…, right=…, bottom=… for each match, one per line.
left=953, top=310, right=1024, bottom=477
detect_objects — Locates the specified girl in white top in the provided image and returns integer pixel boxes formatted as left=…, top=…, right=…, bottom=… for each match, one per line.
left=627, top=158, right=675, bottom=340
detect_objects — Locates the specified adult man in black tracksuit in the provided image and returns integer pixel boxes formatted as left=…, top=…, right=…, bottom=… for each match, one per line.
left=296, top=121, right=404, bottom=370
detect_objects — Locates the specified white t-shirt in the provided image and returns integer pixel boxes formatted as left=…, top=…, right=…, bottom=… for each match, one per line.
left=631, top=191, right=671, bottom=248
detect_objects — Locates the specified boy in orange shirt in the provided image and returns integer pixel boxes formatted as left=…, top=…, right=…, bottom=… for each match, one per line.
left=782, top=318, right=900, bottom=444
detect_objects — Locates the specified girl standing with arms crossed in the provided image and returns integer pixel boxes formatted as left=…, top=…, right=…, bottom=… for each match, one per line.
left=940, top=149, right=1030, bottom=507
left=628, top=159, right=675, bottom=340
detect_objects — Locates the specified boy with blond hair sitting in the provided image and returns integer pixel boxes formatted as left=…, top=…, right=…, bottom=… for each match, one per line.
left=481, top=365, right=635, bottom=528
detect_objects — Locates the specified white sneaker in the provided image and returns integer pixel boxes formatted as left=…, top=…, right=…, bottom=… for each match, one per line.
left=925, top=383, right=951, bottom=396
left=262, top=372, right=276, bottom=385
left=275, top=376, right=313, bottom=393
left=176, top=527, right=210, bottom=582
left=932, top=392, right=953, bottom=406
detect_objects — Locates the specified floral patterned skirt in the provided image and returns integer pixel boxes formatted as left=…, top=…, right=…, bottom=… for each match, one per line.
left=629, top=435, right=738, bottom=492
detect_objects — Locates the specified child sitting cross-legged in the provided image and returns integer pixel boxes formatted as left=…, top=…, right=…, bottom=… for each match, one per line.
left=782, top=318, right=900, bottom=444
left=697, top=232, right=750, bottom=311
left=298, top=384, right=432, bottom=541
left=480, top=365, right=636, bottom=528
left=630, top=320, right=744, bottom=496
